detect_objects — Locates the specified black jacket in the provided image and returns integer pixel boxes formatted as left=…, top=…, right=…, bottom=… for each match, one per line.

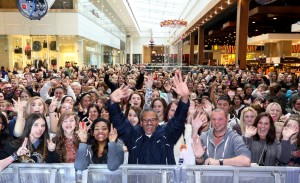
left=106, top=99, right=189, bottom=164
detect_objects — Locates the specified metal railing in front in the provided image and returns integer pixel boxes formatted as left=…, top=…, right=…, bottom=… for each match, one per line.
left=0, top=164, right=299, bottom=183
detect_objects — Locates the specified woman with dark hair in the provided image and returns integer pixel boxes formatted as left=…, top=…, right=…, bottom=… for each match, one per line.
left=87, top=104, right=101, bottom=123
left=0, top=112, right=10, bottom=148
left=19, top=89, right=31, bottom=102
left=233, top=94, right=245, bottom=118
left=243, top=84, right=254, bottom=106
left=0, top=113, right=57, bottom=171
left=76, top=93, right=92, bottom=121
left=243, top=112, right=297, bottom=166
left=151, top=98, right=167, bottom=124
left=61, top=95, right=75, bottom=106
left=74, top=118, right=124, bottom=171
left=125, top=106, right=142, bottom=126
left=126, top=92, right=144, bottom=110
left=0, top=91, right=4, bottom=101
left=100, top=106, right=110, bottom=121
left=164, top=100, right=179, bottom=122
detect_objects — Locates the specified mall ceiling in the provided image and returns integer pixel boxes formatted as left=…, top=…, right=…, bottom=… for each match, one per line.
left=190, top=0, right=300, bottom=48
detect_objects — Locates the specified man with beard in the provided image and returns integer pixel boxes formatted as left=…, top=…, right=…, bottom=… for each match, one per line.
left=107, top=70, right=189, bottom=164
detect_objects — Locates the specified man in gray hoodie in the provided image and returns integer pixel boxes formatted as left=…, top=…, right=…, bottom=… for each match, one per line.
left=193, top=108, right=251, bottom=166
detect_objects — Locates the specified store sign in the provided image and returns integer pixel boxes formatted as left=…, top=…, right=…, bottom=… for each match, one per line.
left=281, top=57, right=300, bottom=63
left=86, top=46, right=96, bottom=52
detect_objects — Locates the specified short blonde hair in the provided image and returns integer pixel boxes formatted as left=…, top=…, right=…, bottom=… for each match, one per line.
left=265, top=102, right=282, bottom=115
left=239, top=107, right=258, bottom=135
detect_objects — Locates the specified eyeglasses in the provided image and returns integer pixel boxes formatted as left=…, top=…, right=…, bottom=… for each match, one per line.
left=142, top=118, right=157, bottom=124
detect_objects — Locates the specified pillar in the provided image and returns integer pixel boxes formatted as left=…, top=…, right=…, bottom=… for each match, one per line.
left=130, top=37, right=133, bottom=65
left=235, top=0, right=250, bottom=69
left=198, top=27, right=205, bottom=65
left=277, top=41, right=292, bottom=57
left=189, top=32, right=195, bottom=66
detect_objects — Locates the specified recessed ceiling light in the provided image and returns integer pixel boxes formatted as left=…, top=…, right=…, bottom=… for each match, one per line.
left=255, top=29, right=258, bottom=31
left=252, top=21, right=255, bottom=23
left=273, top=17, right=277, bottom=20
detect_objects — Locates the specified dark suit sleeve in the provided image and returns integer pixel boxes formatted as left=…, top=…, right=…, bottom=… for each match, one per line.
left=26, top=86, right=40, bottom=97
left=104, top=73, right=117, bottom=92
left=106, top=100, right=136, bottom=148
left=136, top=72, right=144, bottom=90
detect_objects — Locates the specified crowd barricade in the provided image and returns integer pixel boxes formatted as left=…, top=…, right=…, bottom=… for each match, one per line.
left=0, top=164, right=299, bottom=183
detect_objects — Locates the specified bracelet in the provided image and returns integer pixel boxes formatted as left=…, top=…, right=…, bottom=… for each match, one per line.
left=11, top=152, right=18, bottom=161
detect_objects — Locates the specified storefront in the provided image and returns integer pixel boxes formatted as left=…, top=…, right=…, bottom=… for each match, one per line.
left=7, top=35, right=109, bottom=70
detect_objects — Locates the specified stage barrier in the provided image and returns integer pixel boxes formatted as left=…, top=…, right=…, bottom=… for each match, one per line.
left=0, top=164, right=299, bottom=183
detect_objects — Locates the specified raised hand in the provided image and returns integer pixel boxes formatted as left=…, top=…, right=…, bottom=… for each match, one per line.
left=17, top=138, right=29, bottom=156
left=26, top=74, right=34, bottom=86
left=279, top=115, right=289, bottom=123
left=145, top=74, right=154, bottom=89
left=202, top=101, right=213, bottom=115
left=172, top=70, right=189, bottom=102
left=47, top=137, right=56, bottom=152
left=110, top=84, right=131, bottom=104
left=282, top=125, right=298, bottom=140
left=49, top=97, right=58, bottom=113
left=192, top=136, right=206, bottom=159
left=76, top=122, right=88, bottom=143
left=12, top=97, right=25, bottom=114
left=108, top=124, right=118, bottom=142
left=50, top=78, right=60, bottom=87
left=244, top=126, right=257, bottom=138
left=191, top=111, right=207, bottom=138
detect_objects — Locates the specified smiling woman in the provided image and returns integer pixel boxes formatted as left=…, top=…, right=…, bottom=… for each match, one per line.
left=12, top=96, right=48, bottom=138
left=243, top=112, right=297, bottom=166
left=51, top=112, right=79, bottom=163
left=74, top=118, right=124, bottom=171
left=0, top=113, right=58, bottom=172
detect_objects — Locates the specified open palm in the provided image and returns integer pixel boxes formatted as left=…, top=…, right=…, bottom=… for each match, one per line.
left=172, top=70, right=189, bottom=98
left=110, top=84, right=131, bottom=103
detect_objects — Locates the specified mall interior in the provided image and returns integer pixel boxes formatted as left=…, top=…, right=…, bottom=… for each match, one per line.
left=0, top=0, right=300, bottom=70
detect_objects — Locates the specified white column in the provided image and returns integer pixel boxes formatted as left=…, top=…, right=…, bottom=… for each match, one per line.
left=130, top=37, right=133, bottom=65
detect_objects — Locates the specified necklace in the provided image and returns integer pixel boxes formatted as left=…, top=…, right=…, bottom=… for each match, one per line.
left=213, top=131, right=225, bottom=138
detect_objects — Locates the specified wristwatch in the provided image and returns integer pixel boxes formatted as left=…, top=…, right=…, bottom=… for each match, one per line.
left=219, top=159, right=224, bottom=165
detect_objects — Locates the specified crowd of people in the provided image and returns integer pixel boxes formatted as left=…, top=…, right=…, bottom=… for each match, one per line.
left=0, top=63, right=299, bottom=172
